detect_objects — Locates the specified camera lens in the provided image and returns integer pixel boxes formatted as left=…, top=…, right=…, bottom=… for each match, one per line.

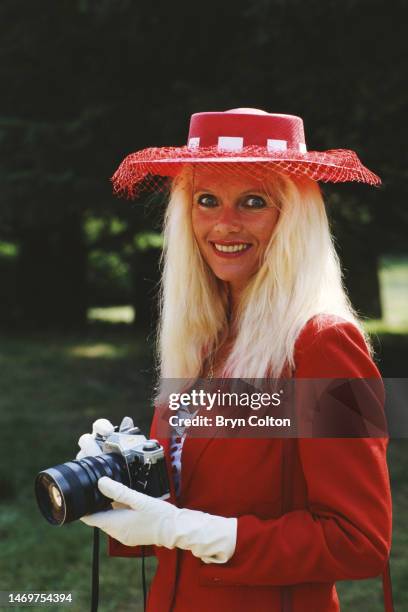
left=35, top=453, right=130, bottom=526
left=50, top=484, right=63, bottom=508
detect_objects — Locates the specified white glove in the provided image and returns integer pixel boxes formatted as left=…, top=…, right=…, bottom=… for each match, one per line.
left=76, top=419, right=131, bottom=510
left=80, top=477, right=237, bottom=564
left=76, top=418, right=115, bottom=460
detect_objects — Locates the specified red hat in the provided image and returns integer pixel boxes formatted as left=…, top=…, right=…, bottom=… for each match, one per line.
left=112, top=108, right=381, bottom=198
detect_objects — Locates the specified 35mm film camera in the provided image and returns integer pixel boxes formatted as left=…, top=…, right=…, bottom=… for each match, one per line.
left=35, top=417, right=170, bottom=526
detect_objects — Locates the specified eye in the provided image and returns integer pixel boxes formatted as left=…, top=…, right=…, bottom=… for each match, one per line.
left=197, top=193, right=218, bottom=208
left=243, top=195, right=267, bottom=209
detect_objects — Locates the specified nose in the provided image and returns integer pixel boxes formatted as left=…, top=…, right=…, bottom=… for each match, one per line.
left=213, top=206, right=242, bottom=234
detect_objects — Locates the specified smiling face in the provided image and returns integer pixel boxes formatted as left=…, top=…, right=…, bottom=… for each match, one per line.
left=191, top=167, right=281, bottom=293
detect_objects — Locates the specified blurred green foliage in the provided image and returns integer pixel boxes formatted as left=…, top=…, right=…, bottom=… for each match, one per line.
left=0, top=240, right=19, bottom=257
left=0, top=0, right=407, bottom=328
left=87, top=250, right=131, bottom=305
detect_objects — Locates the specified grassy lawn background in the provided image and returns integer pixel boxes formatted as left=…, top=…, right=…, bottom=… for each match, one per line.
left=0, top=257, right=407, bottom=611
left=0, top=327, right=158, bottom=611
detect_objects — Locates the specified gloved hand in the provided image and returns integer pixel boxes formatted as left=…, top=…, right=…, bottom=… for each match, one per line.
left=76, top=418, right=115, bottom=460
left=76, top=418, right=130, bottom=510
left=80, top=477, right=237, bottom=564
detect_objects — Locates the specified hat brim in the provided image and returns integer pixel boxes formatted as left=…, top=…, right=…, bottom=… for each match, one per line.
left=111, top=145, right=381, bottom=198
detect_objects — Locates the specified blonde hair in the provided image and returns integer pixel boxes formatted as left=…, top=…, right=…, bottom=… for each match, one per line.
left=154, top=165, right=372, bottom=396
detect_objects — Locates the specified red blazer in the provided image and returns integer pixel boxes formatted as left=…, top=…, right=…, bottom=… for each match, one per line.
left=108, top=315, right=392, bottom=612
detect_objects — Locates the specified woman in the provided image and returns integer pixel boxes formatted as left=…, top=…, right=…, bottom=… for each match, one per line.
left=78, top=109, right=392, bottom=612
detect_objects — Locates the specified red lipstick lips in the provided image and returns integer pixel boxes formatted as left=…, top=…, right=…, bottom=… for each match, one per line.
left=209, top=240, right=253, bottom=258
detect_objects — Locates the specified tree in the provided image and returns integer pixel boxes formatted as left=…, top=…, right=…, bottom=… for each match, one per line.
left=1, top=0, right=406, bottom=326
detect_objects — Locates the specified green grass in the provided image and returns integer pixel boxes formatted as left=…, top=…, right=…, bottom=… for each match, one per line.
left=336, top=438, right=408, bottom=610
left=0, top=328, right=157, bottom=611
left=0, top=256, right=407, bottom=611
left=87, top=306, right=134, bottom=325
left=363, top=255, right=408, bottom=335
left=380, top=256, right=408, bottom=327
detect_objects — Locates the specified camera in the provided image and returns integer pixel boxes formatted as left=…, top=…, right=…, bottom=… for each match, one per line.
left=35, top=417, right=170, bottom=526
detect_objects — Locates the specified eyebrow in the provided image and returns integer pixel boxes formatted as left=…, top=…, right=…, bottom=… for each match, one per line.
left=193, top=186, right=214, bottom=193
left=194, top=187, right=270, bottom=197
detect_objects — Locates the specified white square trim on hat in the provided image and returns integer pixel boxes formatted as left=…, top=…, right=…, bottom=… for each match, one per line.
left=218, top=136, right=244, bottom=152
left=188, top=137, right=200, bottom=149
left=267, top=139, right=287, bottom=152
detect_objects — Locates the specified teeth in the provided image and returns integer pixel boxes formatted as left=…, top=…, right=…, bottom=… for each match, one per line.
left=214, top=243, right=250, bottom=253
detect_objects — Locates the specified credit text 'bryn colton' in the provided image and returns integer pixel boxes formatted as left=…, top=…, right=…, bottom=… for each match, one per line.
left=168, top=389, right=284, bottom=411
left=168, top=414, right=291, bottom=429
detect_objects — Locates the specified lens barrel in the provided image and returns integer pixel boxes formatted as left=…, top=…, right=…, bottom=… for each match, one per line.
left=35, top=453, right=129, bottom=526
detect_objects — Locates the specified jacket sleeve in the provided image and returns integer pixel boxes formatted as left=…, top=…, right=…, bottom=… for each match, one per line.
left=199, top=320, right=392, bottom=586
left=108, top=539, right=155, bottom=558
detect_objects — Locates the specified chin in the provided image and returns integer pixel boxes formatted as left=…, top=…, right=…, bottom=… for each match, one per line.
left=204, top=258, right=256, bottom=285
left=211, top=269, right=251, bottom=284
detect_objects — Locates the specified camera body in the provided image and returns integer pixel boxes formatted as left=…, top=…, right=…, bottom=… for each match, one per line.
left=96, top=423, right=170, bottom=500
left=35, top=417, right=170, bottom=526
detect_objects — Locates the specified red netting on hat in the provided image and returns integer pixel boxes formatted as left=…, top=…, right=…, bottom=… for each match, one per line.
left=111, top=145, right=381, bottom=199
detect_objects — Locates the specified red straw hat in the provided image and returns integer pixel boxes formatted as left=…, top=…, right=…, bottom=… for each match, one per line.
left=112, top=108, right=381, bottom=198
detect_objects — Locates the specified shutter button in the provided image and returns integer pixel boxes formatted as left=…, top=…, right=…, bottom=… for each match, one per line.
left=143, top=441, right=159, bottom=451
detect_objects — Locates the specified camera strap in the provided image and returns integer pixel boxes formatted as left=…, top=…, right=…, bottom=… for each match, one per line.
left=89, top=529, right=148, bottom=612
left=91, top=527, right=100, bottom=612
left=142, top=546, right=147, bottom=611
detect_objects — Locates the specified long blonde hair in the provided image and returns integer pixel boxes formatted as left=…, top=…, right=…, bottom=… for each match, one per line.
left=154, top=164, right=372, bottom=393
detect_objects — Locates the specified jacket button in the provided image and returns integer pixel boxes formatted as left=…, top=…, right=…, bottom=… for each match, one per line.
left=213, top=577, right=221, bottom=582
